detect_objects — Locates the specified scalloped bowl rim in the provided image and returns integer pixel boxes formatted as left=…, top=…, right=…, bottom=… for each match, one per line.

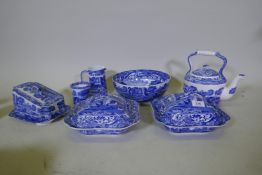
left=113, top=69, right=171, bottom=88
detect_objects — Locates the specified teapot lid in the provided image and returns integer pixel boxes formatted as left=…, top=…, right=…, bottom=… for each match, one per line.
left=192, top=65, right=220, bottom=77
left=64, top=94, right=140, bottom=129
left=151, top=92, right=230, bottom=127
left=185, top=65, right=226, bottom=85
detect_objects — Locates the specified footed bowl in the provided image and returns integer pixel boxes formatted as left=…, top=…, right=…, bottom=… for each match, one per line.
left=113, top=69, right=170, bottom=102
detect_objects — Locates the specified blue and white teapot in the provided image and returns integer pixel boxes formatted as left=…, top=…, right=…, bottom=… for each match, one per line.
left=184, top=51, right=245, bottom=105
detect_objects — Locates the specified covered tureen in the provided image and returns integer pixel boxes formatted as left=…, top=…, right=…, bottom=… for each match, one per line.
left=64, top=94, right=140, bottom=135
left=151, top=92, right=230, bottom=134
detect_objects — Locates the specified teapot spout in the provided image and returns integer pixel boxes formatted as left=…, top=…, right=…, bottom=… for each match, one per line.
left=221, top=74, right=245, bottom=100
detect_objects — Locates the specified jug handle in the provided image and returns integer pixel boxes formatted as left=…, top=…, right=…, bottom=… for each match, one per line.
left=80, top=70, right=89, bottom=82
left=187, top=50, right=227, bottom=74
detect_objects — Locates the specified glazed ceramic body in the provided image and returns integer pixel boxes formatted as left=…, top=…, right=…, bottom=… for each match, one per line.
left=184, top=80, right=226, bottom=106
left=64, top=94, right=140, bottom=135
left=81, top=66, right=107, bottom=95
left=151, top=93, right=230, bottom=134
left=183, top=51, right=244, bottom=106
left=70, top=82, right=90, bottom=105
left=9, top=82, right=70, bottom=124
left=113, top=69, right=170, bottom=102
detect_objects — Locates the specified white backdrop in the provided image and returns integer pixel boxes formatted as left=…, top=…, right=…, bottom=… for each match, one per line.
left=0, top=0, right=262, bottom=175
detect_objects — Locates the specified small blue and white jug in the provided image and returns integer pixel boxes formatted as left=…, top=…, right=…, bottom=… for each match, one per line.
left=81, top=66, right=107, bottom=95
left=183, top=51, right=245, bottom=105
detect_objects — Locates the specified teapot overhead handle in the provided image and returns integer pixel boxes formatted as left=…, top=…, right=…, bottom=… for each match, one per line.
left=187, top=50, right=228, bottom=74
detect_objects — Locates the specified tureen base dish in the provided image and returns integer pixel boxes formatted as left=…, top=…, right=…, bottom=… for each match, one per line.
left=151, top=92, right=230, bottom=134
left=67, top=120, right=140, bottom=135
left=64, top=94, right=140, bottom=135
left=166, top=126, right=215, bottom=133
left=157, top=123, right=227, bottom=134
left=79, top=129, right=128, bottom=135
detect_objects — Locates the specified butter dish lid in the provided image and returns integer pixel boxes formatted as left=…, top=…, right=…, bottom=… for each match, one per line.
left=10, top=82, right=69, bottom=124
left=13, top=82, right=64, bottom=106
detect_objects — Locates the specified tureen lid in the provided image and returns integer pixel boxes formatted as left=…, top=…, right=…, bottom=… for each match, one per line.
left=151, top=92, right=230, bottom=127
left=64, top=94, right=140, bottom=129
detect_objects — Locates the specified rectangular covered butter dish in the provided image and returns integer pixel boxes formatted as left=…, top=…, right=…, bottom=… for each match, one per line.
left=9, top=82, right=70, bottom=124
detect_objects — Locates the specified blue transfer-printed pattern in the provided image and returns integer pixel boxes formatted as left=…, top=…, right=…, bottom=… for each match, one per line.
left=83, top=68, right=107, bottom=95
left=79, top=129, right=129, bottom=135
left=215, top=88, right=224, bottom=95
left=185, top=51, right=228, bottom=85
left=113, top=70, right=170, bottom=102
left=72, top=96, right=86, bottom=106
left=64, top=94, right=140, bottom=135
left=9, top=107, right=70, bottom=123
left=185, top=65, right=227, bottom=85
left=229, top=87, right=237, bottom=94
left=114, top=70, right=170, bottom=85
left=165, top=126, right=216, bottom=133
left=183, top=84, right=223, bottom=106
left=16, top=82, right=64, bottom=105
left=71, top=83, right=90, bottom=105
left=9, top=82, right=70, bottom=124
left=151, top=93, right=230, bottom=133
left=192, top=65, right=220, bottom=77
